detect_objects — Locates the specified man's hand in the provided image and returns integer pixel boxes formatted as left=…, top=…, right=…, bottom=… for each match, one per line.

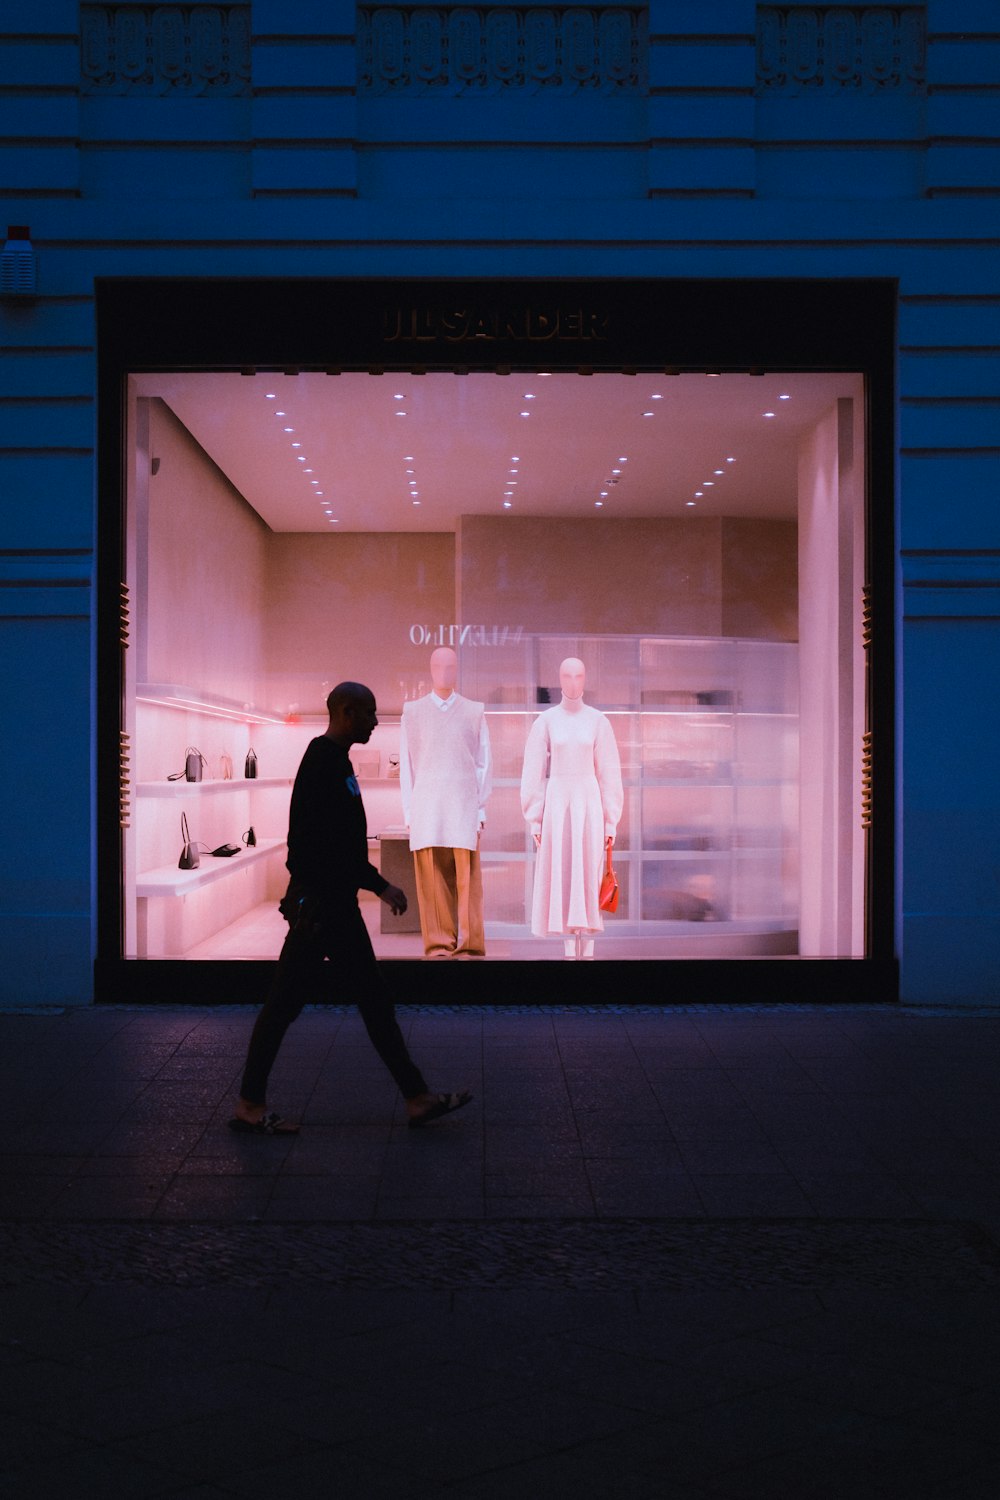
left=379, top=883, right=408, bottom=916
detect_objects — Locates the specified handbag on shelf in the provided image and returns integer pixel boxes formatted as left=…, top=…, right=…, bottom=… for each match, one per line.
left=598, top=838, right=619, bottom=913
left=244, top=747, right=258, bottom=779
left=219, top=752, right=233, bottom=781
left=178, top=811, right=200, bottom=870
left=167, top=746, right=206, bottom=783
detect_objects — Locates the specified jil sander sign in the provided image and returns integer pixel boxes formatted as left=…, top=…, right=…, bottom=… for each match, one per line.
left=384, top=305, right=610, bottom=343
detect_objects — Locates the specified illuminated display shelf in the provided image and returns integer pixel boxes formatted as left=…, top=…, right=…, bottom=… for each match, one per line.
left=136, top=837, right=287, bottom=897
left=136, top=777, right=293, bottom=797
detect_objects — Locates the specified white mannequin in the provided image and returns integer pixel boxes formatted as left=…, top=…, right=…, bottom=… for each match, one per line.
left=400, top=647, right=492, bottom=958
left=521, top=656, right=623, bottom=960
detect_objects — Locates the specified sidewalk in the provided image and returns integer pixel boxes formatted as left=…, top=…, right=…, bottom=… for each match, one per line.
left=2, top=1002, right=999, bottom=1498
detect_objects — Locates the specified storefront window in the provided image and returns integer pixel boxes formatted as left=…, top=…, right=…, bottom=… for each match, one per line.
left=123, top=370, right=866, bottom=962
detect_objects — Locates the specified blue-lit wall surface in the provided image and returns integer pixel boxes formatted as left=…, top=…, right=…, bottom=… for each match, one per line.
left=1, top=1, right=998, bottom=1006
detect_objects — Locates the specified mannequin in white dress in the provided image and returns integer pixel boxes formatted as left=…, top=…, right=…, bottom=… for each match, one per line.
left=520, top=657, right=624, bottom=959
left=400, top=646, right=492, bottom=958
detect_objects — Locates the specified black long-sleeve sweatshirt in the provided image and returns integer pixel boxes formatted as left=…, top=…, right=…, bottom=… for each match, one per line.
left=284, top=735, right=388, bottom=904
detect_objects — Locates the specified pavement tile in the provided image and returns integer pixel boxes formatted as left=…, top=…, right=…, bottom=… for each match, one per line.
left=114, top=1411, right=327, bottom=1485
left=486, top=1194, right=597, bottom=1217
left=792, top=1171, right=925, bottom=1216
left=3, top=1006, right=1000, bottom=1497
left=339, top=1412, right=546, bottom=1486
left=374, top=1195, right=486, bottom=1219
left=42, top=1177, right=165, bottom=1219
left=701, top=1411, right=999, bottom=1500
left=688, top=1173, right=815, bottom=1217
left=262, top=1182, right=380, bottom=1221
left=214, top=1446, right=446, bottom=1499
left=457, top=1456, right=697, bottom=1498
left=0, top=1174, right=72, bottom=1216
left=153, top=1176, right=274, bottom=1220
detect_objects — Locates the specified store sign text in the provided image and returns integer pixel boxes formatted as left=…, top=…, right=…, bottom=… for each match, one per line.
left=409, top=623, right=524, bottom=647
left=384, top=305, right=609, bottom=344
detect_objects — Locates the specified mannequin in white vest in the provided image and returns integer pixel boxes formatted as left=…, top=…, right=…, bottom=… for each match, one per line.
left=400, top=646, right=493, bottom=958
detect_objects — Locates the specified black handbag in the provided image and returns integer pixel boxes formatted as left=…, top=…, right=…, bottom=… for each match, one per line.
left=178, top=812, right=200, bottom=869
left=244, top=747, right=258, bottom=779
left=168, top=746, right=206, bottom=783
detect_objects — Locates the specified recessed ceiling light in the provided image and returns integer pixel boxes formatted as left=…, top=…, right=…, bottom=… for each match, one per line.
left=714, top=469, right=724, bottom=475
left=727, top=456, right=736, bottom=462
left=404, top=455, right=414, bottom=461
left=611, top=469, right=621, bottom=475
left=412, top=500, right=420, bottom=506
left=275, top=410, right=286, bottom=416
left=686, top=501, right=696, bottom=507
left=651, top=394, right=663, bottom=400
left=316, top=492, right=324, bottom=497
left=291, top=442, right=302, bottom=448
left=619, top=457, right=628, bottom=462
left=779, top=393, right=790, bottom=400
left=394, top=392, right=405, bottom=399
left=600, top=491, right=608, bottom=498
left=395, top=411, right=406, bottom=417
left=764, top=411, right=776, bottom=418
left=537, top=371, right=551, bottom=377
left=695, top=491, right=703, bottom=497
left=406, top=469, right=414, bottom=475
left=511, top=455, right=520, bottom=461
left=410, top=491, right=419, bottom=498
left=704, top=481, right=714, bottom=486
left=523, top=393, right=535, bottom=399
left=265, top=393, right=276, bottom=399
left=643, top=411, right=654, bottom=417
left=283, top=427, right=294, bottom=433
left=296, top=456, right=306, bottom=462
left=595, top=501, right=604, bottom=508
left=503, top=500, right=513, bottom=508
left=504, top=491, right=513, bottom=498
left=520, top=411, right=530, bottom=417
left=330, top=518, right=339, bottom=523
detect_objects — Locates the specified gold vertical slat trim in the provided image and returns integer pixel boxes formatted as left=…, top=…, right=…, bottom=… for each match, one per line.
left=119, top=581, right=130, bottom=648
left=861, top=729, right=873, bottom=831
left=119, top=729, right=131, bottom=829
left=861, top=583, right=872, bottom=652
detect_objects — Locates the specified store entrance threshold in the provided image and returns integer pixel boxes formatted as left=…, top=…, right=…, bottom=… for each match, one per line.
left=94, top=956, right=898, bottom=1007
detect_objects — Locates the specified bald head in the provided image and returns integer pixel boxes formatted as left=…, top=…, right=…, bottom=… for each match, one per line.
left=430, top=646, right=458, bottom=698
left=325, top=681, right=378, bottom=746
left=559, top=657, right=586, bottom=700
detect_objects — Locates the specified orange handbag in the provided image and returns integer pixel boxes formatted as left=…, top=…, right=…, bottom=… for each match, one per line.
left=598, top=838, right=619, bottom=913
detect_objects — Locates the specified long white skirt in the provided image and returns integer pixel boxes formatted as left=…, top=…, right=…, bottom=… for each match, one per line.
left=530, top=771, right=605, bottom=936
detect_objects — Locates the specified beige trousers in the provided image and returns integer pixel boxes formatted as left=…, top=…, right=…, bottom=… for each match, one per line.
left=412, top=845, right=485, bottom=958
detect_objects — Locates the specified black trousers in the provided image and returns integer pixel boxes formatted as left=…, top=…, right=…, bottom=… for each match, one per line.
left=239, top=898, right=428, bottom=1106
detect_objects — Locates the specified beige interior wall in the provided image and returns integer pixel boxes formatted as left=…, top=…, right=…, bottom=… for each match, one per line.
left=263, top=532, right=455, bottom=716
left=143, top=399, right=269, bottom=703
left=721, top=519, right=798, bottom=641
left=458, top=515, right=796, bottom=641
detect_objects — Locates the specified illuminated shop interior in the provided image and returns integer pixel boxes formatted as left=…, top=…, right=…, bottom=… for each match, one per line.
left=123, top=370, right=866, bottom=962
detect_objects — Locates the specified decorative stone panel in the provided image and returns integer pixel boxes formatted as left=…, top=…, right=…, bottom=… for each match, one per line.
left=358, top=7, right=647, bottom=95
left=80, top=5, right=251, bottom=95
left=756, top=7, right=926, bottom=94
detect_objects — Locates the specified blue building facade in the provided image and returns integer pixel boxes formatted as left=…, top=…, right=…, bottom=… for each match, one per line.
left=2, top=2, right=998, bottom=1006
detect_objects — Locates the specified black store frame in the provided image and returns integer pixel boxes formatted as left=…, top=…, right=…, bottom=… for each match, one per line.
left=95, top=277, right=898, bottom=1005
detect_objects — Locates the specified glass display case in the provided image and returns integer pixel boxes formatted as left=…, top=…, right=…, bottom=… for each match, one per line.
left=462, top=633, right=799, bottom=954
